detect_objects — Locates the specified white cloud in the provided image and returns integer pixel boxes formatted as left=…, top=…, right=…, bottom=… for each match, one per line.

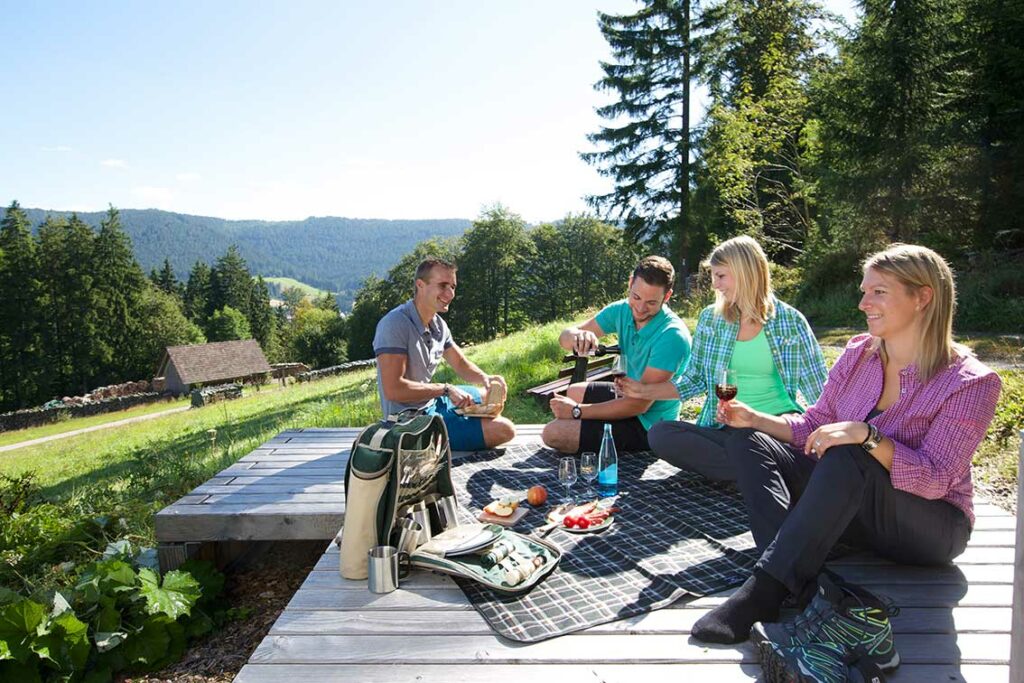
left=101, top=159, right=128, bottom=169
left=41, top=145, right=73, bottom=153
left=176, top=172, right=202, bottom=182
left=132, top=186, right=175, bottom=209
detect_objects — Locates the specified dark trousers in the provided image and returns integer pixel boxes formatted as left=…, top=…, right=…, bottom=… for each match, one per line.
left=726, top=431, right=972, bottom=595
left=648, top=420, right=747, bottom=482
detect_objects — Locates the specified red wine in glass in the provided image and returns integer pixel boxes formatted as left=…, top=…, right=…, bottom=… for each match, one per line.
left=715, top=383, right=738, bottom=401
left=715, top=368, right=737, bottom=401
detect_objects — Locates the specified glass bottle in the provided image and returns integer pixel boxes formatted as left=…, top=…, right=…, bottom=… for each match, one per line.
left=597, top=423, right=618, bottom=497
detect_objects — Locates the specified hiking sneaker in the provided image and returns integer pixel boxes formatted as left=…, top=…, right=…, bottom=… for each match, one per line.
left=751, top=573, right=900, bottom=671
left=758, top=640, right=887, bottom=683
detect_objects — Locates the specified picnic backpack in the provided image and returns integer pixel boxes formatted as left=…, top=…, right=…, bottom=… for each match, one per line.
left=338, top=413, right=561, bottom=594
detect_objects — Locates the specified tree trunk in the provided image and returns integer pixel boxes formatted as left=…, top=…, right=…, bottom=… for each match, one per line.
left=679, top=0, right=692, bottom=294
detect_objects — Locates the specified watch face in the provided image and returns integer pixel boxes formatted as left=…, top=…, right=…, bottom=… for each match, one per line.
left=572, top=406, right=581, bottom=419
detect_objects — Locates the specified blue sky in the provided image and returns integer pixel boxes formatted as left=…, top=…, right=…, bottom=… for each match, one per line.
left=1, top=1, right=855, bottom=224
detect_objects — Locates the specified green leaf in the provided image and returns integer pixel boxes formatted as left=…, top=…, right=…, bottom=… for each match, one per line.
left=137, top=568, right=200, bottom=619
left=179, top=559, right=225, bottom=605
left=51, top=591, right=72, bottom=617
left=0, top=599, right=46, bottom=662
left=119, top=614, right=184, bottom=671
left=94, top=630, right=127, bottom=653
left=30, top=610, right=89, bottom=673
left=83, top=665, right=114, bottom=683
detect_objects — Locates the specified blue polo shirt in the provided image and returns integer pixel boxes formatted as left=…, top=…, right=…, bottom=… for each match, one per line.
left=594, top=300, right=692, bottom=429
left=373, top=300, right=454, bottom=418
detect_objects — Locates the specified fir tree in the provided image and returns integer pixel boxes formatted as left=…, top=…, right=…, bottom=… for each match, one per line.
left=93, top=206, right=149, bottom=382
left=0, top=202, right=46, bottom=409
left=582, top=0, right=699, bottom=282
left=184, top=261, right=212, bottom=327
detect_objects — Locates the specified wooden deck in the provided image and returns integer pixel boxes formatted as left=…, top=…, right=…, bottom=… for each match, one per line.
left=154, top=425, right=546, bottom=568
left=155, top=426, right=1015, bottom=681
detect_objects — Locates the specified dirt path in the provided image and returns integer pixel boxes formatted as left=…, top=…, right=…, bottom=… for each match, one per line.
left=0, top=405, right=191, bottom=454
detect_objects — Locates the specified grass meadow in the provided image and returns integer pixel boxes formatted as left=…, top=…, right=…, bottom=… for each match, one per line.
left=0, top=317, right=1019, bottom=597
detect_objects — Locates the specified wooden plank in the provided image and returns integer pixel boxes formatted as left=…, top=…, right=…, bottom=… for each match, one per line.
left=202, top=493, right=344, bottom=505
left=310, top=553, right=1012, bottom=585
left=234, top=663, right=1006, bottom=683
left=194, top=484, right=347, bottom=495
left=283, top=582, right=1011, bottom=613
left=1010, top=431, right=1024, bottom=683
left=155, top=506, right=342, bottom=542
left=268, top=606, right=1011, bottom=637
left=247, top=632, right=1009, bottom=665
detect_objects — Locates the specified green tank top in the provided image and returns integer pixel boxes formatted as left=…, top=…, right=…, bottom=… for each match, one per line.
left=728, top=329, right=802, bottom=416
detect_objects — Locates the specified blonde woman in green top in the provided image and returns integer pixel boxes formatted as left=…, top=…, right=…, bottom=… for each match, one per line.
left=618, top=236, right=827, bottom=481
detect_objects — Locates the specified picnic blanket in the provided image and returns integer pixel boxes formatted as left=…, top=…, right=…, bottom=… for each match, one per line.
left=448, top=441, right=758, bottom=642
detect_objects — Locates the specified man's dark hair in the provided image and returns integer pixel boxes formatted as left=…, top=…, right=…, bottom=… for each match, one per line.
left=632, top=255, right=674, bottom=291
left=415, top=258, right=457, bottom=283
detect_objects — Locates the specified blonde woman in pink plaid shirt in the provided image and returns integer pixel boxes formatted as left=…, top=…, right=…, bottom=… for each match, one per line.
left=692, top=244, right=1001, bottom=650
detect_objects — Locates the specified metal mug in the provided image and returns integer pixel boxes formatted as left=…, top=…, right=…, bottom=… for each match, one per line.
left=408, top=501, right=433, bottom=543
left=393, top=517, right=424, bottom=555
left=367, top=545, right=409, bottom=594
left=433, top=495, right=461, bottom=531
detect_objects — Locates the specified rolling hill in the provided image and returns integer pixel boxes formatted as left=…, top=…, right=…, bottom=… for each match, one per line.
left=20, top=208, right=471, bottom=308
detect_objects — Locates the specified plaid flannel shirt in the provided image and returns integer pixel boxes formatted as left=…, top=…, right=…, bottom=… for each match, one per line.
left=784, top=334, right=1001, bottom=525
left=672, top=298, right=828, bottom=427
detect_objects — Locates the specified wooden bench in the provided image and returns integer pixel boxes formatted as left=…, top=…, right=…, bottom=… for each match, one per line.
left=526, top=353, right=615, bottom=408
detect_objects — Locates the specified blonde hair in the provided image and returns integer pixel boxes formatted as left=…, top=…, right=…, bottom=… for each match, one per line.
left=863, top=244, right=966, bottom=383
left=707, top=235, right=775, bottom=324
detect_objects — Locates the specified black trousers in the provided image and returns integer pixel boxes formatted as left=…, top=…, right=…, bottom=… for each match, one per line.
left=726, top=431, right=972, bottom=595
left=648, top=420, right=748, bottom=482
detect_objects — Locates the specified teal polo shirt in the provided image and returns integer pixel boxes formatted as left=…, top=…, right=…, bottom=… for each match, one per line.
left=594, top=300, right=692, bottom=429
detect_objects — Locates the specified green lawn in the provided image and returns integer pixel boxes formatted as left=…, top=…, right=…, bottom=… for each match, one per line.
left=264, top=276, right=331, bottom=298
left=0, top=396, right=190, bottom=447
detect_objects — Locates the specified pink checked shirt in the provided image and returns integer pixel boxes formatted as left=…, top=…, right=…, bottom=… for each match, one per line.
left=784, top=334, right=1001, bottom=526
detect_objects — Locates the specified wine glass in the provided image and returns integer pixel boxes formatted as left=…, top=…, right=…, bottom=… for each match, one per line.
left=715, top=368, right=737, bottom=402
left=611, top=354, right=626, bottom=397
left=558, top=457, right=578, bottom=504
left=580, top=452, right=598, bottom=498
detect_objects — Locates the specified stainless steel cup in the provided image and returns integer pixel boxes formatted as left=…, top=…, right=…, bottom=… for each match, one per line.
left=433, top=495, right=461, bottom=531
left=393, top=517, right=424, bottom=555
left=367, top=545, right=409, bottom=594
left=408, top=501, right=433, bottom=543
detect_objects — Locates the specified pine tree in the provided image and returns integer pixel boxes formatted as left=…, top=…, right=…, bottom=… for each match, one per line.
left=155, top=258, right=182, bottom=298
left=184, top=261, right=212, bottom=327
left=209, top=246, right=252, bottom=317
left=248, top=276, right=277, bottom=353
left=93, top=206, right=149, bottom=382
left=0, top=202, right=46, bottom=409
left=582, top=0, right=698, bottom=282
left=37, top=215, right=100, bottom=395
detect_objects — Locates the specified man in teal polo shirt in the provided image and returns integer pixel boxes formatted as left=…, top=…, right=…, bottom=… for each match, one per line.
left=542, top=255, right=692, bottom=454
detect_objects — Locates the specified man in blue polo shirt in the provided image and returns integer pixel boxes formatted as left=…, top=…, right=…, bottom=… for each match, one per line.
left=542, top=255, right=691, bottom=454
left=373, top=258, right=516, bottom=450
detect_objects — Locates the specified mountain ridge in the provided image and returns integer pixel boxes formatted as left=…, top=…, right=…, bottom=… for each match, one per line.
left=19, top=207, right=472, bottom=307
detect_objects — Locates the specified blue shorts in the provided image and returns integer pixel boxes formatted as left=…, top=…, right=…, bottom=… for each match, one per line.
left=426, top=385, right=487, bottom=451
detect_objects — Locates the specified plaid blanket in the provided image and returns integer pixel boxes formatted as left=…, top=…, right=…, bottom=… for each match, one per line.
left=448, top=442, right=758, bottom=642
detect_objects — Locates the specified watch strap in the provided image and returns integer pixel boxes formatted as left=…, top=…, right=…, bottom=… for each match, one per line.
left=861, top=422, right=882, bottom=452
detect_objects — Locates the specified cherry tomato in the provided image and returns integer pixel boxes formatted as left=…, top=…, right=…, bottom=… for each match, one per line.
left=576, top=518, right=590, bottom=529
left=563, top=517, right=575, bottom=528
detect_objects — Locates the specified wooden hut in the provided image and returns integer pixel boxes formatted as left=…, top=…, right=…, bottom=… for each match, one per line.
left=155, top=340, right=272, bottom=395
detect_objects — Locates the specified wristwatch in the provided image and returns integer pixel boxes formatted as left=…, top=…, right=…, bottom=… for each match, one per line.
left=861, top=422, right=883, bottom=452
left=571, top=404, right=582, bottom=420
left=442, top=384, right=450, bottom=398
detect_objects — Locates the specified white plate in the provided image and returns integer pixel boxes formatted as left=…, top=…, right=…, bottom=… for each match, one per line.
left=559, top=515, right=614, bottom=534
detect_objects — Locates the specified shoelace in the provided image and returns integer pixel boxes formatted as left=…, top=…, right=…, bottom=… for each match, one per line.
left=784, top=582, right=900, bottom=654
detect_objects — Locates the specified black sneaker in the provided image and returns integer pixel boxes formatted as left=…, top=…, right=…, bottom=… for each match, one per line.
left=751, top=574, right=900, bottom=671
left=759, top=640, right=888, bottom=683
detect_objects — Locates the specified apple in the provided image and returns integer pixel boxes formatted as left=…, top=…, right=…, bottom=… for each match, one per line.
left=527, top=485, right=548, bottom=506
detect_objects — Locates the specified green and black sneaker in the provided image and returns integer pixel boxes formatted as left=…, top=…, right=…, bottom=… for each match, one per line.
left=751, top=574, right=900, bottom=671
left=758, top=640, right=887, bottom=683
